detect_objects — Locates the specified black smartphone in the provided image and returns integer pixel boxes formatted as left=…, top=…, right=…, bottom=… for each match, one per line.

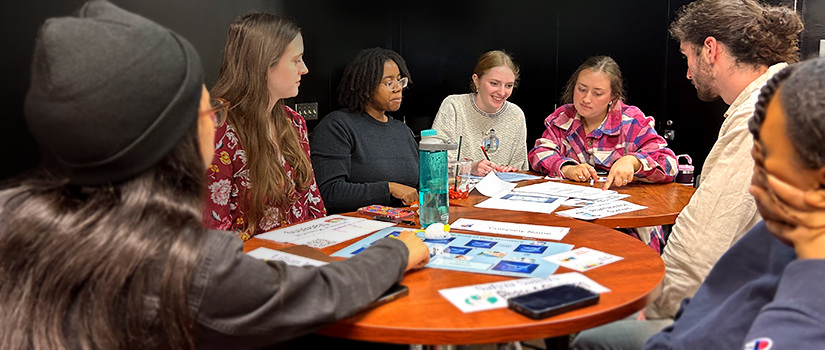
left=362, top=283, right=409, bottom=311
left=507, top=284, right=599, bottom=319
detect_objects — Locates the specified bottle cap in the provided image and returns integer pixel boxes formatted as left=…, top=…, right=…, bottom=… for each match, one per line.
left=421, top=129, right=437, bottom=137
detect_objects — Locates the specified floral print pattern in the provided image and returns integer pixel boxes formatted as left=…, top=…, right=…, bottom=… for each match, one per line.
left=202, top=106, right=326, bottom=240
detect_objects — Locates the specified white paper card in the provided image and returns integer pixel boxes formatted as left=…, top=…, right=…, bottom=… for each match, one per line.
left=438, top=272, right=610, bottom=313
left=514, top=181, right=616, bottom=200
left=475, top=191, right=567, bottom=214
left=561, top=193, right=630, bottom=207
left=246, top=247, right=328, bottom=266
left=474, top=171, right=517, bottom=197
left=555, top=200, right=646, bottom=220
left=255, top=215, right=395, bottom=248
left=451, top=218, right=569, bottom=240
left=542, top=247, right=624, bottom=272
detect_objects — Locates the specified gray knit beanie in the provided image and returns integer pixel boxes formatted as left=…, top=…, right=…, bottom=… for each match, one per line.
left=24, top=0, right=204, bottom=185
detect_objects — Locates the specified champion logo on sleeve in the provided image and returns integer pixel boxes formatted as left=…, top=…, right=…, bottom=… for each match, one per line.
left=744, top=337, right=773, bottom=350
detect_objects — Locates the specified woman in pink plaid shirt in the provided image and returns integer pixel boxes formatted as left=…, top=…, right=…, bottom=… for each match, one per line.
left=529, top=56, right=677, bottom=190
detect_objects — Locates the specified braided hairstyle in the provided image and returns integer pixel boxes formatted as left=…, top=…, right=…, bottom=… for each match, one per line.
left=338, top=48, right=412, bottom=112
left=749, top=58, right=825, bottom=168
left=670, top=0, right=803, bottom=66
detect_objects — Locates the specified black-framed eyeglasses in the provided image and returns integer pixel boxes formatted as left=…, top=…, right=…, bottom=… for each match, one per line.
left=381, top=77, right=409, bottom=90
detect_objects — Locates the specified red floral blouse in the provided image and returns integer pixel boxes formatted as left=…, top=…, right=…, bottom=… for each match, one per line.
left=203, top=106, right=326, bottom=241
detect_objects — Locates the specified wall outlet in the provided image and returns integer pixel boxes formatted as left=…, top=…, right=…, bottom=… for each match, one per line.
left=295, top=102, right=319, bottom=120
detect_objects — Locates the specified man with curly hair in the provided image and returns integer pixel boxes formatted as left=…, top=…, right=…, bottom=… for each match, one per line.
left=572, top=1, right=803, bottom=348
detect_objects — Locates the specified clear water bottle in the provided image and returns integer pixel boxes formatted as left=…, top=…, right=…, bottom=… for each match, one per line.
left=418, top=129, right=457, bottom=227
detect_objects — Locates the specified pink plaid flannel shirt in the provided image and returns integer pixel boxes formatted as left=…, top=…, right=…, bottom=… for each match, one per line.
left=528, top=101, right=677, bottom=182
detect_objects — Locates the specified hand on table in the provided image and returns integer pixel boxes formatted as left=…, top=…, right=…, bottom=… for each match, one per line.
left=397, top=230, right=430, bottom=271
left=561, top=163, right=598, bottom=183
left=494, top=164, right=519, bottom=173
left=603, top=156, right=641, bottom=190
left=389, top=182, right=418, bottom=206
left=749, top=173, right=825, bottom=259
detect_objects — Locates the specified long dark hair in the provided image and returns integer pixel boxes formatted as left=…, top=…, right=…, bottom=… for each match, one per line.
left=212, top=13, right=312, bottom=235
left=0, top=124, right=205, bottom=349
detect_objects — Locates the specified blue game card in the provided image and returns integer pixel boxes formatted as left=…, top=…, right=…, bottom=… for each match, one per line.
left=491, top=260, right=539, bottom=274
left=465, top=239, right=497, bottom=248
left=514, top=244, right=549, bottom=254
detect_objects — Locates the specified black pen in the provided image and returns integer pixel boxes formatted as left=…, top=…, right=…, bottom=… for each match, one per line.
left=372, top=215, right=416, bottom=226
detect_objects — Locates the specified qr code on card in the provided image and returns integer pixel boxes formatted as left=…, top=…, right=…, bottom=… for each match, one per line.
left=305, top=238, right=336, bottom=248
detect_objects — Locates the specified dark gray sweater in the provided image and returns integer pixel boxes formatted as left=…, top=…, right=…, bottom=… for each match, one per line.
left=310, top=109, right=419, bottom=213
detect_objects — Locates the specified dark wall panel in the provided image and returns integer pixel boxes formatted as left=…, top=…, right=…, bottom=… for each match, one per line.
left=801, top=0, right=825, bottom=58
left=397, top=1, right=559, bottom=142
left=2, top=0, right=820, bottom=180
left=282, top=0, right=399, bottom=132
left=1, top=0, right=283, bottom=179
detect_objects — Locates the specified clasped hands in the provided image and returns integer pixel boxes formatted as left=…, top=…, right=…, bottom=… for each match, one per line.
left=749, top=173, right=825, bottom=259
left=561, top=155, right=641, bottom=190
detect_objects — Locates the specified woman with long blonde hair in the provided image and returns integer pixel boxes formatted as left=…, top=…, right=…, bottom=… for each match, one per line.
left=204, top=13, right=325, bottom=240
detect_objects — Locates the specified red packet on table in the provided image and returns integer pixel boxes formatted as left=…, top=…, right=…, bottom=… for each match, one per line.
left=357, top=205, right=415, bottom=219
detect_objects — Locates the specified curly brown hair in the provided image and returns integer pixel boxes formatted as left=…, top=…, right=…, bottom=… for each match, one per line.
left=669, top=0, right=803, bottom=66
left=338, top=48, right=412, bottom=112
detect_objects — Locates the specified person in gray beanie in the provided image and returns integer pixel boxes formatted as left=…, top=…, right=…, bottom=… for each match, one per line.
left=0, top=1, right=428, bottom=349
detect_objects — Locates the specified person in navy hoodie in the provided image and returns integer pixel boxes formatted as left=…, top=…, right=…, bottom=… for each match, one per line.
left=644, top=57, right=825, bottom=349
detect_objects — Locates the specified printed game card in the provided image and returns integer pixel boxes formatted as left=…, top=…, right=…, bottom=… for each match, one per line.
left=542, top=247, right=624, bottom=272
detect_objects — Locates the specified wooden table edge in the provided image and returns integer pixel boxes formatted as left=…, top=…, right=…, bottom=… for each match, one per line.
left=317, top=269, right=665, bottom=345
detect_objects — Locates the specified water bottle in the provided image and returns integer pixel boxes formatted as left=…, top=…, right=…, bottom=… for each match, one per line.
left=418, top=129, right=457, bottom=227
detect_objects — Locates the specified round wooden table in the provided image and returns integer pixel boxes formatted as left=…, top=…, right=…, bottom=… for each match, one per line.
left=247, top=205, right=665, bottom=345
left=451, top=176, right=695, bottom=228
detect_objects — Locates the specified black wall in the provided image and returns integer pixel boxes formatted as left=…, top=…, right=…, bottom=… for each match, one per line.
left=2, top=0, right=823, bottom=180
left=1, top=0, right=284, bottom=179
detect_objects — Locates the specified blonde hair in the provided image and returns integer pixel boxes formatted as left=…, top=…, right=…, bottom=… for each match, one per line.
left=470, top=50, right=520, bottom=92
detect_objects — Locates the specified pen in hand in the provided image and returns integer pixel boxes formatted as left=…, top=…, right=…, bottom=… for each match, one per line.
left=480, top=146, right=491, bottom=161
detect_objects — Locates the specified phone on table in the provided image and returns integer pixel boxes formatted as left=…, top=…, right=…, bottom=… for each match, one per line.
left=357, top=205, right=415, bottom=219
left=362, top=283, right=409, bottom=311
left=507, top=284, right=599, bottom=319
